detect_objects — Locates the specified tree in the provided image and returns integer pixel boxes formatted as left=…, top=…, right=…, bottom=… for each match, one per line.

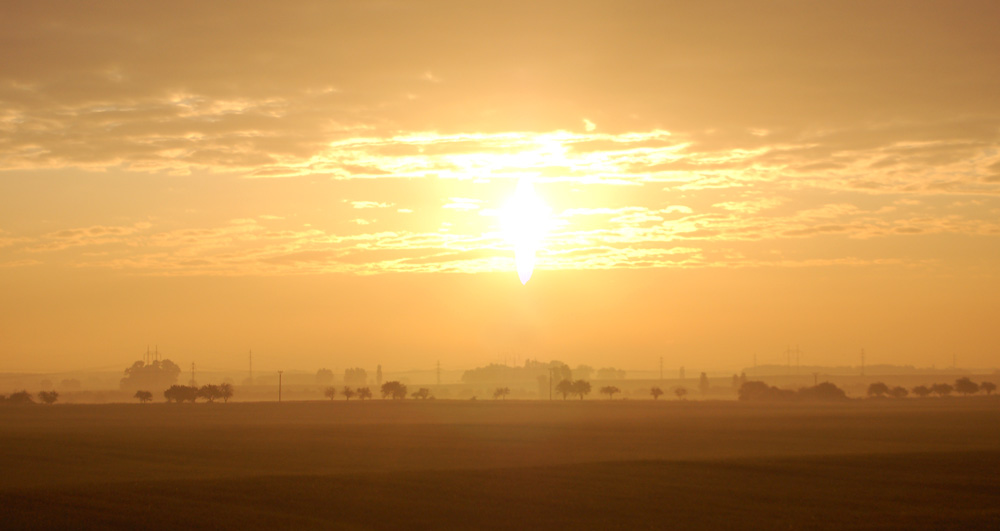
left=198, top=384, right=221, bottom=403
left=7, top=391, right=35, bottom=405
left=493, top=387, right=510, bottom=400
left=888, top=386, right=909, bottom=399
left=954, top=377, right=980, bottom=396
left=357, top=387, right=372, bottom=400
left=674, top=387, right=688, bottom=400
left=381, top=381, right=407, bottom=400
left=650, top=387, right=664, bottom=400
left=344, top=368, right=368, bottom=387
left=931, top=383, right=953, bottom=397
left=219, top=382, right=234, bottom=403
left=342, top=386, right=356, bottom=401
left=316, top=368, right=334, bottom=386
left=555, top=379, right=574, bottom=400
left=699, top=372, right=710, bottom=396
left=38, top=390, right=59, bottom=405
left=982, top=381, right=996, bottom=395
left=120, top=358, right=181, bottom=392
left=412, top=388, right=431, bottom=400
left=574, top=365, right=594, bottom=380
left=164, top=385, right=198, bottom=403
left=134, top=390, right=153, bottom=404
left=796, top=382, right=847, bottom=401
left=867, top=382, right=890, bottom=398
left=571, top=380, right=591, bottom=400
left=600, top=385, right=620, bottom=399
left=912, top=385, right=932, bottom=398
left=324, top=387, right=337, bottom=400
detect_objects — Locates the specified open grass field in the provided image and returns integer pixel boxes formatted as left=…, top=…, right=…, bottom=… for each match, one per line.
left=2, top=398, right=998, bottom=529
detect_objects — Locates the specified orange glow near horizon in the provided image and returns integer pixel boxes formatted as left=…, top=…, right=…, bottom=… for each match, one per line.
left=1, top=1, right=999, bottom=373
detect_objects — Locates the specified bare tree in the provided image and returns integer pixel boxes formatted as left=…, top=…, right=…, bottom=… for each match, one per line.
left=342, top=386, right=356, bottom=401
left=134, top=390, right=153, bottom=404
left=324, top=387, right=336, bottom=400
left=493, top=387, right=510, bottom=400
left=600, top=385, right=620, bottom=400
left=650, top=387, right=664, bottom=400
left=674, top=387, right=688, bottom=400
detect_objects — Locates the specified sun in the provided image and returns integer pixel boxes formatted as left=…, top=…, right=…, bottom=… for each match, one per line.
left=500, top=177, right=551, bottom=284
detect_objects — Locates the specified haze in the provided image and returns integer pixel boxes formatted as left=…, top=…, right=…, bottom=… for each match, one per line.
left=2, top=1, right=999, bottom=374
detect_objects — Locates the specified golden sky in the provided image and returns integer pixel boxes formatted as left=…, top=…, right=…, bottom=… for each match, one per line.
left=1, top=1, right=999, bottom=373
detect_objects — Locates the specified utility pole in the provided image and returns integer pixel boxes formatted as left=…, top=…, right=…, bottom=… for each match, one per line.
left=812, top=372, right=819, bottom=386
left=860, top=348, right=866, bottom=377
left=278, top=371, right=283, bottom=403
left=189, top=362, right=196, bottom=387
left=659, top=356, right=663, bottom=383
left=436, top=360, right=441, bottom=386
left=249, top=349, right=253, bottom=384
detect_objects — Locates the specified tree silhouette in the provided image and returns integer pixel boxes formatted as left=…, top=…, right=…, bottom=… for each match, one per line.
left=357, top=387, right=372, bottom=400
left=198, top=384, right=221, bottom=403
left=324, top=387, right=337, bottom=400
left=342, top=386, right=356, bottom=400
left=134, top=390, right=153, bottom=404
left=954, top=377, right=979, bottom=396
left=555, top=379, right=573, bottom=400
left=164, top=385, right=198, bottom=403
left=931, top=383, right=953, bottom=397
left=381, top=381, right=407, bottom=400
left=493, top=387, right=510, bottom=400
left=911, top=385, right=932, bottom=398
left=37, top=390, right=59, bottom=405
left=316, top=368, right=334, bottom=386
left=888, top=386, right=909, bottom=399
left=600, top=385, right=620, bottom=399
left=797, top=382, right=848, bottom=401
left=981, top=381, right=996, bottom=395
left=219, top=382, right=234, bottom=403
left=674, top=387, right=688, bottom=400
left=699, top=372, right=710, bottom=396
left=120, top=358, right=181, bottom=392
left=344, top=367, right=368, bottom=387
left=650, top=387, right=664, bottom=400
left=411, top=388, right=431, bottom=400
left=7, top=390, right=35, bottom=405
left=571, top=380, right=591, bottom=400
left=867, top=382, right=890, bottom=398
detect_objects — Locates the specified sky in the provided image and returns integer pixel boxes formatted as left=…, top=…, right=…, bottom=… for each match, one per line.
left=1, top=1, right=999, bottom=375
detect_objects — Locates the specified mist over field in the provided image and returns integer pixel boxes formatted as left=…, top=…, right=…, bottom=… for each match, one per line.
left=4, top=1, right=1000, bottom=528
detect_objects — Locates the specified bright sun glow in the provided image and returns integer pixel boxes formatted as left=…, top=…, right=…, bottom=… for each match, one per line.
left=500, top=177, right=551, bottom=284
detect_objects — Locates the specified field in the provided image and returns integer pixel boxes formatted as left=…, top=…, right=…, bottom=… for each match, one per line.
left=1, top=398, right=998, bottom=529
